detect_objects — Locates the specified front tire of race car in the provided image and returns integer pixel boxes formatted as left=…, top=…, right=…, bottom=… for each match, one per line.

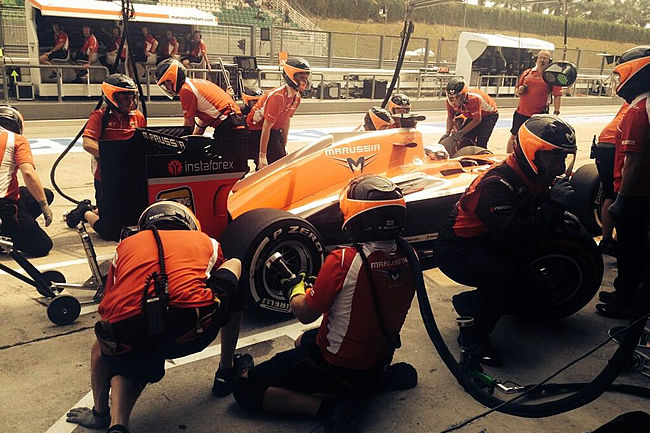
left=519, top=232, right=603, bottom=321
left=219, top=208, right=325, bottom=316
left=568, top=163, right=602, bottom=236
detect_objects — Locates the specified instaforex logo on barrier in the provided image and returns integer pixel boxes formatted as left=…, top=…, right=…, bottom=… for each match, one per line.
left=165, top=158, right=236, bottom=176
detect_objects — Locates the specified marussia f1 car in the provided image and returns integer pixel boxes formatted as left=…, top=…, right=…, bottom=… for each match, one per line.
left=221, top=114, right=604, bottom=318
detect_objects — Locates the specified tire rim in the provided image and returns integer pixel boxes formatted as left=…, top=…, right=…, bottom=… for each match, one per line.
left=260, top=240, right=316, bottom=300
left=529, top=253, right=583, bottom=307
left=592, top=183, right=604, bottom=231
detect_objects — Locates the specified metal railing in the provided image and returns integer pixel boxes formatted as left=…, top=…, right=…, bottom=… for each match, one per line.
left=416, top=73, right=461, bottom=99
left=476, top=75, right=519, bottom=97
left=2, top=63, right=109, bottom=103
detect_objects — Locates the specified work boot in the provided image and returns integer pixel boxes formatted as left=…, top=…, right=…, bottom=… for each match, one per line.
left=598, top=238, right=619, bottom=258
left=65, top=199, right=93, bottom=228
left=598, top=290, right=620, bottom=304
left=451, top=290, right=476, bottom=317
left=596, top=299, right=635, bottom=319
left=212, top=353, right=254, bottom=397
left=321, top=398, right=362, bottom=433
left=378, top=362, right=418, bottom=392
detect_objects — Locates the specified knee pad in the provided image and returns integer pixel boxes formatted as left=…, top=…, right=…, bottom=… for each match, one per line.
left=233, top=375, right=268, bottom=413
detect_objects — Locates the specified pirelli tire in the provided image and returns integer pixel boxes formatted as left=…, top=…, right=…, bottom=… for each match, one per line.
left=520, top=231, right=603, bottom=321
left=568, top=163, right=603, bottom=236
left=220, top=208, right=325, bottom=315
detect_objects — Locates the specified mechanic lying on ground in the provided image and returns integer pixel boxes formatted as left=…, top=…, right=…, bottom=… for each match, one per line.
left=444, top=77, right=499, bottom=150
left=246, top=57, right=310, bottom=170
left=65, top=74, right=146, bottom=239
left=66, top=201, right=253, bottom=433
left=155, top=59, right=247, bottom=149
left=434, top=114, right=577, bottom=367
left=0, top=105, right=54, bottom=257
left=233, top=175, right=417, bottom=433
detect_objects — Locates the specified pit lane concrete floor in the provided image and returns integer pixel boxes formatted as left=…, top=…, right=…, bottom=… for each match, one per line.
left=2, top=104, right=648, bottom=433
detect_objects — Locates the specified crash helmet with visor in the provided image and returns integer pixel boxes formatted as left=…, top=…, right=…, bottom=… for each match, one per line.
left=0, top=105, right=24, bottom=135
left=613, top=46, right=650, bottom=103
left=102, top=74, right=139, bottom=115
left=155, top=59, right=187, bottom=99
left=282, top=57, right=311, bottom=91
left=137, top=200, right=201, bottom=232
left=364, top=107, right=394, bottom=131
left=389, top=93, right=411, bottom=114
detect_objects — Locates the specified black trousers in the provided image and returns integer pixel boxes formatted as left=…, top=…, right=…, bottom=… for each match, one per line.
left=248, top=129, right=286, bottom=169
left=464, top=113, right=499, bottom=149
left=0, top=187, right=54, bottom=257
left=614, top=196, right=650, bottom=303
left=434, top=232, right=530, bottom=338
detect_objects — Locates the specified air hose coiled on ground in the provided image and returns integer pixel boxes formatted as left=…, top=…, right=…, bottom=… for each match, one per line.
left=396, top=236, right=648, bottom=421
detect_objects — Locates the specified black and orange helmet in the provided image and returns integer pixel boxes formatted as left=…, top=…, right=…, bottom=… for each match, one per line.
left=613, top=46, right=650, bottom=103
left=282, top=57, right=311, bottom=91
left=446, top=77, right=467, bottom=97
left=0, top=105, right=24, bottom=135
left=389, top=93, right=411, bottom=115
left=102, top=74, right=138, bottom=115
left=364, top=107, right=393, bottom=131
left=242, top=86, right=264, bottom=106
left=155, top=58, right=187, bottom=99
left=138, top=200, right=201, bottom=232
left=339, top=175, right=406, bottom=242
left=516, top=114, right=577, bottom=176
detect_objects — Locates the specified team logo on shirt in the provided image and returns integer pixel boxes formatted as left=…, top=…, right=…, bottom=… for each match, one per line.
left=374, top=265, right=408, bottom=282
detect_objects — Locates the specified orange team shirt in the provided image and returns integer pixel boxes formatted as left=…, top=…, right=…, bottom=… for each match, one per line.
left=54, top=31, right=69, bottom=51
left=598, top=102, right=630, bottom=144
left=246, top=85, right=301, bottom=131
left=446, top=88, right=498, bottom=120
left=144, top=35, right=157, bottom=54
left=83, top=108, right=147, bottom=181
left=516, top=68, right=563, bottom=117
left=99, top=230, right=225, bottom=324
left=108, top=36, right=127, bottom=59
left=180, top=79, right=241, bottom=128
left=191, top=40, right=207, bottom=57
left=614, top=95, right=650, bottom=195
left=0, top=129, right=35, bottom=201
left=80, top=35, right=99, bottom=57
left=164, top=37, right=178, bottom=57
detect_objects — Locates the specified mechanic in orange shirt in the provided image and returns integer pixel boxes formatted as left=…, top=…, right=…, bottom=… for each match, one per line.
left=247, top=57, right=310, bottom=170
left=159, top=29, right=179, bottom=63
left=506, top=50, right=563, bottom=152
left=444, top=78, right=499, bottom=149
left=234, top=175, right=416, bottom=432
left=591, top=102, right=630, bottom=257
left=39, top=22, right=69, bottom=79
left=595, top=47, right=650, bottom=320
left=66, top=201, right=253, bottom=433
left=0, top=106, right=54, bottom=257
left=72, top=26, right=99, bottom=83
left=181, top=30, right=211, bottom=70
left=155, top=59, right=247, bottom=147
left=64, top=74, right=146, bottom=240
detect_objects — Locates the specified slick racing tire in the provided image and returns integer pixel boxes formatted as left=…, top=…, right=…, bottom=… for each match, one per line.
left=520, top=232, right=603, bottom=321
left=452, top=146, right=493, bottom=158
left=568, top=163, right=602, bottom=236
left=220, top=208, right=325, bottom=315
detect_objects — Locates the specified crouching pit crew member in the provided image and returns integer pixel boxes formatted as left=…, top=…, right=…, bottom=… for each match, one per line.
left=434, top=115, right=577, bottom=366
left=444, top=77, right=499, bottom=149
left=66, top=201, right=253, bottom=433
left=234, top=175, right=417, bottom=433
left=155, top=59, right=247, bottom=148
left=247, top=57, right=310, bottom=170
left=0, top=106, right=54, bottom=257
left=64, top=74, right=146, bottom=240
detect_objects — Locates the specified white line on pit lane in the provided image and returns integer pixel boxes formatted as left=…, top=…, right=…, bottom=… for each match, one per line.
left=45, top=319, right=320, bottom=433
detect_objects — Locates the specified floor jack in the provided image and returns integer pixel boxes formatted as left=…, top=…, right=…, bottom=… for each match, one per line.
left=0, top=222, right=107, bottom=326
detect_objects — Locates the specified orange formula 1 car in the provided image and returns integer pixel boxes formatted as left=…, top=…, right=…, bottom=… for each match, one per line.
left=220, top=114, right=603, bottom=317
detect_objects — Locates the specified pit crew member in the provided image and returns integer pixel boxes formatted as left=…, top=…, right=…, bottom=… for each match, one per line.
left=72, top=26, right=99, bottom=83
left=64, top=74, right=146, bottom=240
left=234, top=175, right=417, bottom=433
left=0, top=106, right=54, bottom=257
left=39, top=22, right=69, bottom=79
left=444, top=77, right=499, bottom=149
left=434, top=115, right=577, bottom=366
left=596, top=46, right=650, bottom=319
left=354, top=106, right=395, bottom=131
left=506, top=50, right=563, bottom=152
left=247, top=57, right=310, bottom=170
left=66, top=202, right=253, bottom=433
left=155, top=59, right=247, bottom=146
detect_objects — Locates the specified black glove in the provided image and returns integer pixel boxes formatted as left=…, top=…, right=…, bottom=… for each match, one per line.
left=305, top=275, right=316, bottom=287
left=608, top=193, right=626, bottom=221
left=452, top=130, right=465, bottom=142
left=549, top=177, right=575, bottom=208
left=563, top=211, right=581, bottom=229
left=280, top=271, right=306, bottom=301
